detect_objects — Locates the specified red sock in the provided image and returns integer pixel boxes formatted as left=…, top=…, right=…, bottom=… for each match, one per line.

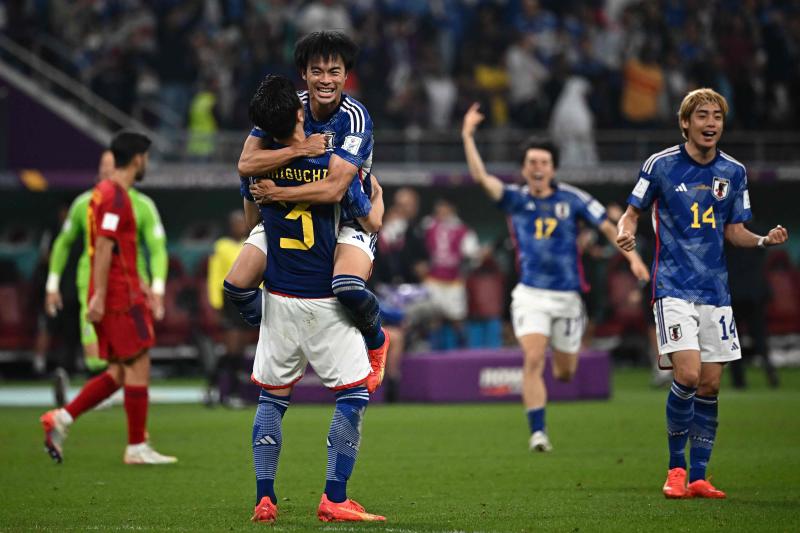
left=64, top=372, right=119, bottom=420
left=124, top=385, right=148, bottom=445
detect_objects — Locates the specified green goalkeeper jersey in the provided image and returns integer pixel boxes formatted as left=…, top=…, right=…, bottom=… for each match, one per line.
left=47, top=187, right=168, bottom=294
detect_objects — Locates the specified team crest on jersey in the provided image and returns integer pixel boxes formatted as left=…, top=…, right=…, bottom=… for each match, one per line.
left=323, top=131, right=335, bottom=152
left=668, top=324, right=682, bottom=341
left=554, top=202, right=570, bottom=220
left=711, top=177, right=730, bottom=200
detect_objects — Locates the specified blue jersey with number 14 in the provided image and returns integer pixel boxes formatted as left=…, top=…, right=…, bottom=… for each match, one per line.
left=241, top=152, right=339, bottom=299
left=627, top=144, right=751, bottom=306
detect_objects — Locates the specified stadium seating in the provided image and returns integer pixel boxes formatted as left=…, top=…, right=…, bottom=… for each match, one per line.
left=594, top=254, right=648, bottom=338
left=152, top=256, right=194, bottom=346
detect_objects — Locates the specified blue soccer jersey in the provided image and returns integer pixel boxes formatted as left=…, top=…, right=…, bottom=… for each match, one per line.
left=250, top=91, right=374, bottom=221
left=241, top=153, right=339, bottom=298
left=498, top=182, right=607, bottom=292
left=627, top=144, right=752, bottom=306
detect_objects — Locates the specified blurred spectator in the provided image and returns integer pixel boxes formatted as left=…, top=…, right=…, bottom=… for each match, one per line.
left=206, top=210, right=250, bottom=407
left=186, top=78, right=219, bottom=161
left=621, top=44, right=664, bottom=126
left=296, top=0, right=353, bottom=36
left=549, top=76, right=598, bottom=166
left=505, top=32, right=549, bottom=128
left=465, top=248, right=505, bottom=348
left=420, top=199, right=481, bottom=349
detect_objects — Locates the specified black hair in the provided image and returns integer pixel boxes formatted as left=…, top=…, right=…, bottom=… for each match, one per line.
left=110, top=131, right=151, bottom=168
left=248, top=75, right=302, bottom=140
left=294, top=31, right=358, bottom=73
left=519, top=137, right=559, bottom=168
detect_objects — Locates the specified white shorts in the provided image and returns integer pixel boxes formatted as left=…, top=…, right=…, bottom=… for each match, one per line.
left=653, top=297, right=742, bottom=369
left=423, top=279, right=467, bottom=321
left=245, top=223, right=267, bottom=255
left=337, top=225, right=376, bottom=262
left=251, top=292, right=371, bottom=390
left=510, top=284, right=585, bottom=354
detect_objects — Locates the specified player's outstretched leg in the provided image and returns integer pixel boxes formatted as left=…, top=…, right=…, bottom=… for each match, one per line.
left=687, top=394, right=725, bottom=498
left=40, top=371, right=120, bottom=462
left=318, top=386, right=385, bottom=522
left=223, top=281, right=263, bottom=327
left=331, top=275, right=388, bottom=392
left=251, top=390, right=290, bottom=522
left=663, top=380, right=696, bottom=498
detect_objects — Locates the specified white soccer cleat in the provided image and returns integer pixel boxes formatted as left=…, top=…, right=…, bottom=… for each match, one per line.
left=529, top=431, right=553, bottom=452
left=123, top=442, right=178, bottom=465
left=40, top=408, right=70, bottom=463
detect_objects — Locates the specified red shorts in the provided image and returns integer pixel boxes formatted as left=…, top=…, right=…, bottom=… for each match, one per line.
left=95, top=302, right=155, bottom=360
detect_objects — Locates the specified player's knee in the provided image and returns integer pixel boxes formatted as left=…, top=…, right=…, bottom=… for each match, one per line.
left=674, top=368, right=701, bottom=388
left=523, top=354, right=546, bottom=374
left=697, top=378, right=721, bottom=397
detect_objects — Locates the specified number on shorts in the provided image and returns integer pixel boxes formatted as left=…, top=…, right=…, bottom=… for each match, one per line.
left=718, top=315, right=736, bottom=340
left=279, top=202, right=314, bottom=250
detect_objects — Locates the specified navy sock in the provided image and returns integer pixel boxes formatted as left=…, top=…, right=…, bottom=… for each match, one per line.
left=331, top=275, right=384, bottom=349
left=223, top=280, right=262, bottom=327
left=689, top=395, right=718, bottom=482
left=253, top=390, right=290, bottom=505
left=666, top=380, right=696, bottom=470
left=526, top=407, right=545, bottom=434
left=324, top=387, right=369, bottom=503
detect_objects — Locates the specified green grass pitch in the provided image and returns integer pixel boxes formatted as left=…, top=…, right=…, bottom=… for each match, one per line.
left=1, top=368, right=798, bottom=532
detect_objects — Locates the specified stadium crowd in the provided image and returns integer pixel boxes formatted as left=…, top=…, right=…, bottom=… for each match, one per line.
left=4, top=0, right=800, bottom=135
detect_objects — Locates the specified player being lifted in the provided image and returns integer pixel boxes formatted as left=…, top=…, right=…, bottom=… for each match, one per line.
left=40, top=132, right=176, bottom=465
left=45, top=150, right=167, bottom=379
left=617, top=88, right=788, bottom=499
left=243, top=75, right=385, bottom=523
left=462, top=103, right=649, bottom=452
left=230, top=31, right=388, bottom=391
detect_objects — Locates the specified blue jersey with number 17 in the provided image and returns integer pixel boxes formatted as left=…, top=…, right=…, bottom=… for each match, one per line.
left=498, top=182, right=607, bottom=292
left=627, top=144, right=751, bottom=306
left=241, top=152, right=339, bottom=299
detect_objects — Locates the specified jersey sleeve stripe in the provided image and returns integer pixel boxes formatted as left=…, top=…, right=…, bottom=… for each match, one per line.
left=719, top=151, right=746, bottom=171
left=641, top=145, right=679, bottom=172
left=342, top=98, right=364, bottom=133
left=643, top=146, right=680, bottom=174
left=557, top=182, right=592, bottom=203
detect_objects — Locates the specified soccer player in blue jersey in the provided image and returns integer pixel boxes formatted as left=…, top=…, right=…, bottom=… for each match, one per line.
left=234, top=31, right=389, bottom=390
left=616, top=88, right=789, bottom=499
left=243, top=75, right=385, bottom=524
left=462, top=103, right=650, bottom=452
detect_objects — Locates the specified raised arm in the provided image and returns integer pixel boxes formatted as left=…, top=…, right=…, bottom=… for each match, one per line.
left=462, top=103, right=504, bottom=201
left=724, top=223, right=789, bottom=248
left=600, top=219, right=650, bottom=282
left=237, top=132, right=326, bottom=176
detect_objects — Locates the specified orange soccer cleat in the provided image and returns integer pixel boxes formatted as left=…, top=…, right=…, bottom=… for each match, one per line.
left=317, top=494, right=385, bottom=522
left=365, top=329, right=390, bottom=393
left=687, top=478, right=727, bottom=499
left=40, top=409, right=68, bottom=463
left=251, top=496, right=278, bottom=523
left=662, top=467, right=689, bottom=499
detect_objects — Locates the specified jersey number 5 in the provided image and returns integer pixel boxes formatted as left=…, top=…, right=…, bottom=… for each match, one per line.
left=535, top=217, right=558, bottom=239
left=690, top=203, right=716, bottom=229
left=280, top=203, right=315, bottom=250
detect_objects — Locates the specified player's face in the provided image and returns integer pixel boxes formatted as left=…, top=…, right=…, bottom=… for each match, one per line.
left=682, top=102, right=724, bottom=151
left=302, top=55, right=347, bottom=107
left=521, top=148, right=555, bottom=188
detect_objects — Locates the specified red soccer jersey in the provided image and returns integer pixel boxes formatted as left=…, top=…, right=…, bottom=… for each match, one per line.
left=87, top=179, right=143, bottom=311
